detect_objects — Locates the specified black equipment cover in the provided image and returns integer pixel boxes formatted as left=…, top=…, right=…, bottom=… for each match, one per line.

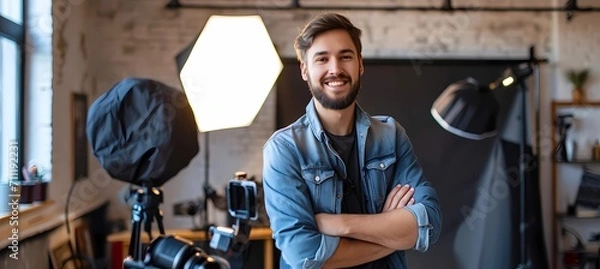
left=86, top=78, right=199, bottom=187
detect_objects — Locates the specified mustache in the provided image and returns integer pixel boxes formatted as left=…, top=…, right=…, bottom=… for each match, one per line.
left=322, top=74, right=351, bottom=82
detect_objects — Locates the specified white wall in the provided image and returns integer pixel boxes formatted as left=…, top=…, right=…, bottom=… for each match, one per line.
left=47, top=0, right=114, bottom=250
left=50, top=0, right=600, bottom=265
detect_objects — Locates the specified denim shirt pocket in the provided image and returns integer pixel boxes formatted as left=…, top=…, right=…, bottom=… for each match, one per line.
left=301, top=168, right=336, bottom=213
left=364, top=154, right=396, bottom=212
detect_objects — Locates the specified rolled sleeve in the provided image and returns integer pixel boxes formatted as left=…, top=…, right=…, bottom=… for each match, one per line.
left=404, top=203, right=433, bottom=252
left=301, top=235, right=340, bottom=268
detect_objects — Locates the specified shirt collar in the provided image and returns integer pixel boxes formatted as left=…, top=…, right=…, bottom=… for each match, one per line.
left=305, top=98, right=371, bottom=142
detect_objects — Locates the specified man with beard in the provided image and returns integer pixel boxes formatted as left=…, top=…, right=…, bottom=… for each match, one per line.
left=262, top=13, right=442, bottom=269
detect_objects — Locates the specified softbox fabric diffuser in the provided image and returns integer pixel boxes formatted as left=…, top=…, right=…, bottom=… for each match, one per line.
left=86, top=77, right=199, bottom=187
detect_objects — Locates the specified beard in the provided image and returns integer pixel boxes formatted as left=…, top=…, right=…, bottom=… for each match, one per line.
left=307, top=73, right=361, bottom=110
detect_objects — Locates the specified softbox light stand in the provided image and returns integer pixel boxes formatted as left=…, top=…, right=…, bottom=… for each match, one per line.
left=431, top=48, right=548, bottom=268
left=174, top=17, right=282, bottom=266
left=86, top=78, right=200, bottom=265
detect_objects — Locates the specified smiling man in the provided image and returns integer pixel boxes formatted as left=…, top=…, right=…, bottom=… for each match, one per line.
left=262, top=13, right=442, bottom=269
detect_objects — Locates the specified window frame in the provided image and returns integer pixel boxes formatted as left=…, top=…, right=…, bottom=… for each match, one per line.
left=0, top=1, right=25, bottom=182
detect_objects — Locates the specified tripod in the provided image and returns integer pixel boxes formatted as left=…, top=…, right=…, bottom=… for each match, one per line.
left=127, top=184, right=166, bottom=262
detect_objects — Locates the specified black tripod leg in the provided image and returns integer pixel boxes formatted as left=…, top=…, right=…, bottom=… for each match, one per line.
left=154, top=206, right=165, bottom=235
left=144, top=210, right=153, bottom=241
left=129, top=204, right=143, bottom=261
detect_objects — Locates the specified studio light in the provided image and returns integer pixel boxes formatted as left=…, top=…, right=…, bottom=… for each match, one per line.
left=430, top=77, right=500, bottom=140
left=86, top=78, right=229, bottom=268
left=489, top=63, right=534, bottom=90
left=431, top=63, right=534, bottom=140
left=87, top=78, right=261, bottom=269
left=177, top=14, right=282, bottom=232
left=431, top=62, right=540, bottom=268
left=179, top=15, right=283, bottom=132
left=502, top=76, right=515, bottom=87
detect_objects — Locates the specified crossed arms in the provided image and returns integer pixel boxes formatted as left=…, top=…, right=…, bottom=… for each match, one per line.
left=319, top=184, right=418, bottom=268
left=263, top=130, right=441, bottom=268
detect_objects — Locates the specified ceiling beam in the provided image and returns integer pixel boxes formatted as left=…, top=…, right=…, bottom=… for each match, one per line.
left=165, top=0, right=599, bottom=21
left=165, top=0, right=599, bottom=12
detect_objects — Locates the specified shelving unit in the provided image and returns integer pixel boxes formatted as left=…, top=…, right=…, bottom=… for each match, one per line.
left=556, top=160, right=600, bottom=164
left=550, top=101, right=600, bottom=269
left=556, top=213, right=600, bottom=220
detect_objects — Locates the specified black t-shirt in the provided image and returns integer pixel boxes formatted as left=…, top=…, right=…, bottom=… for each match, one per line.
left=326, top=129, right=389, bottom=269
left=327, top=129, right=364, bottom=214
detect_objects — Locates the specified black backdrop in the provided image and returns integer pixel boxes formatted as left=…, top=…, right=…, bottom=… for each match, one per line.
left=275, top=58, right=547, bottom=268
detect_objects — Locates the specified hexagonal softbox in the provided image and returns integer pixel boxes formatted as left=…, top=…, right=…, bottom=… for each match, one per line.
left=178, top=15, right=282, bottom=132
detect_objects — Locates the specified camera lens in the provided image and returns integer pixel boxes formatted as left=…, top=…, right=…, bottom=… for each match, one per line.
left=184, top=252, right=221, bottom=269
left=146, top=235, right=221, bottom=269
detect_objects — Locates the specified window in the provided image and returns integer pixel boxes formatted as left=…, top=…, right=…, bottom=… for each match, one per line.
left=1, top=0, right=53, bottom=186
left=0, top=0, right=22, bottom=24
left=0, top=0, right=24, bottom=183
left=25, top=0, right=53, bottom=181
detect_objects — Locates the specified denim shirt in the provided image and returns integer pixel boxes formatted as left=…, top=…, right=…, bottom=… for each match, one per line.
left=263, top=100, right=442, bottom=269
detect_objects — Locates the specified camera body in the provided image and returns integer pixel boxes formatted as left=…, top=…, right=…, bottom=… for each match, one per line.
left=124, top=176, right=258, bottom=269
left=226, top=179, right=258, bottom=221
left=209, top=179, right=258, bottom=253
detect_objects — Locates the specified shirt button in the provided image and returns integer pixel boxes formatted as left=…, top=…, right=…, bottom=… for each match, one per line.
left=315, top=176, right=320, bottom=181
left=379, top=163, right=385, bottom=168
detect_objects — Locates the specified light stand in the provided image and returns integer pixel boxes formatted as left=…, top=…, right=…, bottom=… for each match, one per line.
left=431, top=58, right=542, bottom=268
left=126, top=184, right=166, bottom=263
left=200, top=132, right=212, bottom=243
left=86, top=78, right=241, bottom=269
left=515, top=72, right=530, bottom=269
left=175, top=14, right=282, bottom=235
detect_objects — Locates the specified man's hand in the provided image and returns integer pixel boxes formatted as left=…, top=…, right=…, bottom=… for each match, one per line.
left=383, top=184, right=414, bottom=211
left=316, top=184, right=414, bottom=235
left=316, top=184, right=419, bottom=268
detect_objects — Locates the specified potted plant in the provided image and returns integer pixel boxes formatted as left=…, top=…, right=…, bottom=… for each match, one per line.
left=20, top=163, right=49, bottom=203
left=567, top=69, right=590, bottom=104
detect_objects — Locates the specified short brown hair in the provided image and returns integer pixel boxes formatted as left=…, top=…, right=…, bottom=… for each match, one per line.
left=294, top=13, right=363, bottom=62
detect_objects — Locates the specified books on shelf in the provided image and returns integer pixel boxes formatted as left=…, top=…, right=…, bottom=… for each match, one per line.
left=575, top=205, right=600, bottom=218
left=560, top=205, right=600, bottom=218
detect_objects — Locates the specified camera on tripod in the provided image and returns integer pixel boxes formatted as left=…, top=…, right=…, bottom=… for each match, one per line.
left=209, top=173, right=258, bottom=253
left=123, top=174, right=259, bottom=269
